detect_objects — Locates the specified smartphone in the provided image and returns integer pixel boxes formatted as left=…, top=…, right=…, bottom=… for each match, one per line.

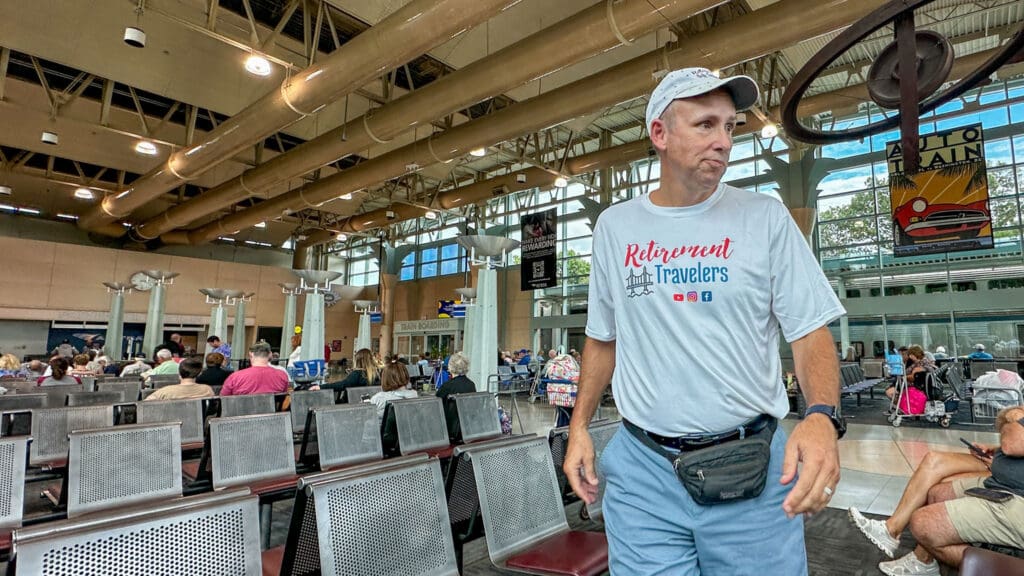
left=964, top=487, right=1013, bottom=503
left=960, top=438, right=987, bottom=458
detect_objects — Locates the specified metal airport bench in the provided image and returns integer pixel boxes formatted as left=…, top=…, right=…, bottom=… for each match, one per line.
left=287, top=389, right=336, bottom=434
left=219, top=393, right=277, bottom=417
left=341, top=385, right=380, bottom=403
left=839, top=363, right=883, bottom=405
left=472, top=435, right=609, bottom=576
left=0, top=436, right=29, bottom=558
left=297, top=403, right=382, bottom=471
left=9, top=488, right=262, bottom=575
left=382, top=396, right=453, bottom=459
left=548, top=419, right=612, bottom=506
left=65, top=390, right=125, bottom=407
left=97, top=380, right=142, bottom=401
left=261, top=454, right=456, bottom=576
left=135, top=398, right=206, bottom=449
left=447, top=391, right=503, bottom=444
left=28, top=405, right=113, bottom=468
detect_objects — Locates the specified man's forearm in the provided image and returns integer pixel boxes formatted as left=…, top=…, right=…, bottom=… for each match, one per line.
left=998, top=407, right=1024, bottom=456
left=569, top=338, right=615, bottom=432
left=791, top=326, right=840, bottom=407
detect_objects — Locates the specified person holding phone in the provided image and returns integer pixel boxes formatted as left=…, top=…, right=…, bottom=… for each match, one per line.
left=849, top=405, right=1024, bottom=575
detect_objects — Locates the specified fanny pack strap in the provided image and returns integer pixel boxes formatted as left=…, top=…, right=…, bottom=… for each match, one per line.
left=622, top=419, right=683, bottom=465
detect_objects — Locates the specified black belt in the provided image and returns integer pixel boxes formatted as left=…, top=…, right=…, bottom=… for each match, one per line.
left=623, top=414, right=775, bottom=452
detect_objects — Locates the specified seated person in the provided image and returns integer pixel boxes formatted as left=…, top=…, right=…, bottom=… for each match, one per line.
left=85, top=349, right=103, bottom=374
left=120, top=354, right=151, bottom=378
left=968, top=343, right=994, bottom=361
left=145, top=358, right=214, bottom=401
left=373, top=362, right=420, bottom=455
left=69, top=353, right=97, bottom=378
left=886, top=345, right=935, bottom=412
left=21, top=359, right=45, bottom=379
left=436, top=352, right=476, bottom=441
left=849, top=405, right=1024, bottom=575
left=220, top=342, right=289, bottom=396
left=37, top=357, right=81, bottom=386
left=314, top=348, right=380, bottom=397
left=195, top=352, right=231, bottom=388
left=0, top=353, right=27, bottom=379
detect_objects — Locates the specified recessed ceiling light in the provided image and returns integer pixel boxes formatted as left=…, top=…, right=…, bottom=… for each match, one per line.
left=57, top=213, right=78, bottom=220
left=338, top=193, right=353, bottom=200
left=469, top=147, right=486, bottom=157
left=19, top=207, right=40, bottom=215
left=254, top=221, right=267, bottom=229
left=218, top=236, right=236, bottom=242
left=336, top=233, right=348, bottom=241
left=244, top=54, right=272, bottom=77
left=134, top=140, right=158, bottom=156
left=0, top=204, right=16, bottom=212
left=74, top=188, right=95, bottom=200
left=554, top=176, right=568, bottom=188
left=424, top=210, right=438, bottom=220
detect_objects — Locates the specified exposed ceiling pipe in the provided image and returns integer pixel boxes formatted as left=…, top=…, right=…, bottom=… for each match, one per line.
left=136, top=0, right=723, bottom=241
left=291, top=46, right=1018, bottom=251
left=178, top=0, right=887, bottom=246
left=77, top=0, right=522, bottom=233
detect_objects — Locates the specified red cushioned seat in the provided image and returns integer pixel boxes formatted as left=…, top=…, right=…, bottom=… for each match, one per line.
left=247, top=474, right=301, bottom=496
left=261, top=545, right=285, bottom=576
left=505, top=531, right=608, bottom=576
left=421, top=445, right=454, bottom=459
left=181, top=441, right=204, bottom=451
left=181, top=460, right=202, bottom=481
left=0, top=530, right=11, bottom=554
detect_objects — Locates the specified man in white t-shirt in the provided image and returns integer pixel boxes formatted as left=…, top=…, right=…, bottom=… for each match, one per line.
left=563, top=68, right=847, bottom=574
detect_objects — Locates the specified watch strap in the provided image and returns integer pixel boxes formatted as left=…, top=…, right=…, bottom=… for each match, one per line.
left=804, top=404, right=836, bottom=418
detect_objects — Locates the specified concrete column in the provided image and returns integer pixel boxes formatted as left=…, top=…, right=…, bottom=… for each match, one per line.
left=106, top=291, right=126, bottom=360
left=208, top=304, right=229, bottom=355
left=470, top=267, right=498, bottom=393
left=837, top=277, right=850, bottom=358
left=789, top=207, right=817, bottom=243
left=380, top=273, right=397, bottom=357
left=355, top=312, right=372, bottom=353
left=280, top=292, right=298, bottom=360
left=142, top=283, right=167, bottom=359
left=232, top=298, right=248, bottom=359
left=300, top=292, right=326, bottom=362
left=462, top=303, right=477, bottom=367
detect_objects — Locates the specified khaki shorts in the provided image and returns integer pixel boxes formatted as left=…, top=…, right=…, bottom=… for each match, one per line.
left=947, top=477, right=1024, bottom=548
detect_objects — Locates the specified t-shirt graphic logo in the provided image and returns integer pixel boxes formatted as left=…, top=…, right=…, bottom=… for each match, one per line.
left=687, top=291, right=698, bottom=302
left=626, top=266, right=654, bottom=298
left=701, top=291, right=713, bottom=302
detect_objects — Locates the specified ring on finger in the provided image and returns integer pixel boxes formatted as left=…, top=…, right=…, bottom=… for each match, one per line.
left=823, top=486, right=834, bottom=497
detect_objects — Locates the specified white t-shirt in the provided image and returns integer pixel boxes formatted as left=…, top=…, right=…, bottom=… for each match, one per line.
left=586, top=184, right=844, bottom=435
left=369, top=388, right=419, bottom=419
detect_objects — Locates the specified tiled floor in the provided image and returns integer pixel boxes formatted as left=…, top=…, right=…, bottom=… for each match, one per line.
left=504, top=398, right=999, bottom=517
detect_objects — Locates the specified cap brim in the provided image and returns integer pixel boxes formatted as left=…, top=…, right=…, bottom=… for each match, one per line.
left=717, top=76, right=759, bottom=111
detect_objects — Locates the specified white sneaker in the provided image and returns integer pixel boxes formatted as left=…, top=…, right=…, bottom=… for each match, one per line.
left=848, top=507, right=899, bottom=558
left=878, top=552, right=940, bottom=575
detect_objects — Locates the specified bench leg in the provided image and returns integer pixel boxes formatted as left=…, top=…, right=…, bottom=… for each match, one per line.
left=260, top=502, right=272, bottom=549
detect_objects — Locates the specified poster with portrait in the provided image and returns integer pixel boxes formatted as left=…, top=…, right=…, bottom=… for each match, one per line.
left=520, top=208, right=558, bottom=290
left=887, top=124, right=993, bottom=257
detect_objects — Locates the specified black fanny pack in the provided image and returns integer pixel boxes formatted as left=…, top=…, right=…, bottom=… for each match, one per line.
left=624, top=416, right=777, bottom=506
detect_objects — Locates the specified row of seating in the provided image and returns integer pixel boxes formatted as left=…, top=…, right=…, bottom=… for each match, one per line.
left=839, top=363, right=884, bottom=405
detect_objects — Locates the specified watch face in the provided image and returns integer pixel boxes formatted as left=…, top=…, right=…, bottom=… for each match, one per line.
left=130, top=272, right=156, bottom=292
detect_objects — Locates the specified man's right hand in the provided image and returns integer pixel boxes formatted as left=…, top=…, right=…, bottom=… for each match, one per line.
left=563, top=427, right=600, bottom=504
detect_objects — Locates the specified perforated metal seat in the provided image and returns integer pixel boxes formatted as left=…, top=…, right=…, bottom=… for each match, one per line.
left=209, top=412, right=296, bottom=491
left=451, top=392, right=502, bottom=443
left=28, top=384, right=83, bottom=410
left=135, top=399, right=205, bottom=446
left=390, top=397, right=451, bottom=457
left=64, top=423, right=183, bottom=518
left=299, top=403, right=382, bottom=471
left=583, top=420, right=619, bottom=521
left=29, top=406, right=113, bottom=467
left=287, top=389, right=336, bottom=433
left=971, top=361, right=996, bottom=380
left=66, top=390, right=125, bottom=406
left=12, top=488, right=263, bottom=575
left=220, top=393, right=277, bottom=417
left=472, top=436, right=608, bottom=576
left=98, top=380, right=142, bottom=401
left=0, top=394, right=48, bottom=411
left=0, top=436, right=29, bottom=554
left=148, top=374, right=182, bottom=389
left=342, top=385, right=381, bottom=403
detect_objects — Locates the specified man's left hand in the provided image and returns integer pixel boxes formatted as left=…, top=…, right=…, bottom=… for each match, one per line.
left=780, top=414, right=840, bottom=518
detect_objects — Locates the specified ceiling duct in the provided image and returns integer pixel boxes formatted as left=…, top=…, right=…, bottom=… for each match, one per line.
left=134, top=0, right=723, bottom=241
left=178, top=0, right=889, bottom=246
left=78, top=0, right=522, bottom=233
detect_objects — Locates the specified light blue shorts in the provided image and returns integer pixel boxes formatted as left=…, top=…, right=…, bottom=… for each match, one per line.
left=599, top=423, right=807, bottom=575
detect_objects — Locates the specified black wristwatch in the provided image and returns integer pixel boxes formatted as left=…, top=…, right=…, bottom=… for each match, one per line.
left=804, top=404, right=846, bottom=439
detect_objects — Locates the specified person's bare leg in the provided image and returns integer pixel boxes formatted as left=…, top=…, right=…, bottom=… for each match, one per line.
left=884, top=452, right=986, bottom=538
left=909, top=502, right=970, bottom=567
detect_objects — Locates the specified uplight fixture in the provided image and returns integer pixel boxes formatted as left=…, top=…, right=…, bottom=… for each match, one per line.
left=554, top=176, right=568, bottom=188
left=469, top=147, right=486, bottom=157
left=74, top=188, right=95, bottom=200
left=134, top=140, right=158, bottom=156
left=254, top=221, right=267, bottom=229
left=424, top=210, right=438, bottom=220
left=338, top=193, right=353, bottom=200
left=58, top=213, right=78, bottom=220
left=244, top=54, right=272, bottom=77
left=760, top=123, right=779, bottom=139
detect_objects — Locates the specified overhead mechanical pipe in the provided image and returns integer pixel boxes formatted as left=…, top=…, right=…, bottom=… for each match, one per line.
left=182, top=0, right=887, bottom=245
left=293, top=46, right=1011, bottom=250
left=137, top=0, right=722, bottom=241
left=78, top=0, right=522, bottom=233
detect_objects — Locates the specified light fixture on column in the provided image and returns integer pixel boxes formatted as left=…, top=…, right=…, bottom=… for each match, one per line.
left=199, top=288, right=238, bottom=305
left=456, top=235, right=521, bottom=269
left=353, top=299, right=379, bottom=313
left=279, top=282, right=303, bottom=296
left=455, top=287, right=477, bottom=305
left=554, top=176, right=568, bottom=188
left=293, top=270, right=344, bottom=294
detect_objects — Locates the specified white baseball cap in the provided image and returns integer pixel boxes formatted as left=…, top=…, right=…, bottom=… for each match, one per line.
left=645, top=67, right=759, bottom=133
